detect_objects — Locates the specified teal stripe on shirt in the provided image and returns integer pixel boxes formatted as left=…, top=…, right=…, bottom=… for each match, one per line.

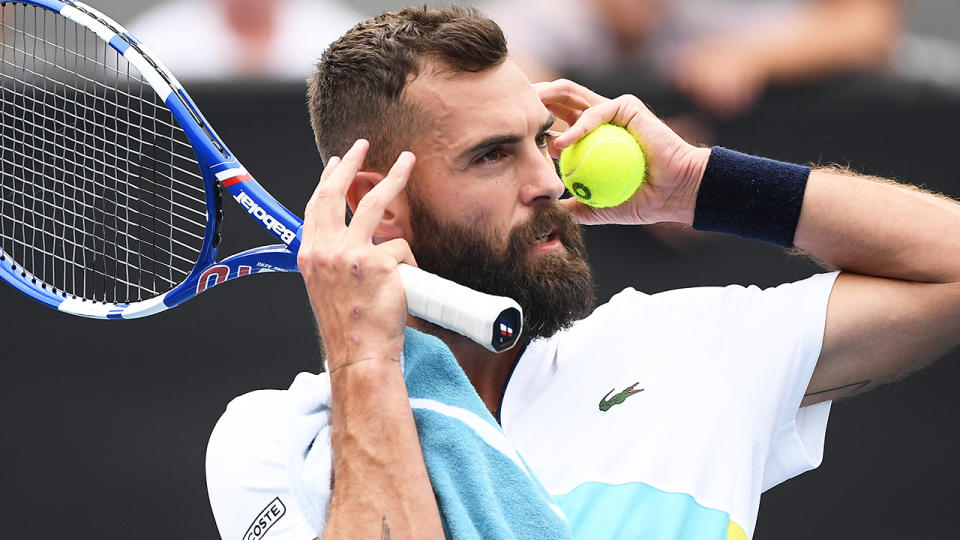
left=555, top=481, right=731, bottom=540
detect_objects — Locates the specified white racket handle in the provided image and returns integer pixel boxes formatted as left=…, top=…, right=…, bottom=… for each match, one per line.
left=398, top=264, right=523, bottom=353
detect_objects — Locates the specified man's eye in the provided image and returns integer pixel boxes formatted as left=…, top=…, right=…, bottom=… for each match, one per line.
left=535, top=133, right=548, bottom=148
left=477, top=149, right=504, bottom=163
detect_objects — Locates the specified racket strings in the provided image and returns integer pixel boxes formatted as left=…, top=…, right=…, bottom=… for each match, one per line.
left=8, top=22, right=181, bottom=124
left=0, top=121, right=207, bottom=221
left=7, top=59, right=194, bottom=157
left=0, top=3, right=208, bottom=304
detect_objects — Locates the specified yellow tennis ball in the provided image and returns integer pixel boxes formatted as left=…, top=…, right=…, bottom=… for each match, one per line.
left=559, top=124, right=646, bottom=208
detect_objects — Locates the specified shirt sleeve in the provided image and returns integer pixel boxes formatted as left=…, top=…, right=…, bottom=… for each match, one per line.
left=713, top=272, right=840, bottom=489
left=762, top=400, right=831, bottom=490
left=206, top=390, right=318, bottom=540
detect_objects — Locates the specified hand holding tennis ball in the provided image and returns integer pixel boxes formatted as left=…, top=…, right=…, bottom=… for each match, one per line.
left=537, top=79, right=710, bottom=226
left=559, top=124, right=646, bottom=208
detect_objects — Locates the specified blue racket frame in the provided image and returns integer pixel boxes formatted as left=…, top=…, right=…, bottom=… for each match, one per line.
left=2, top=0, right=303, bottom=319
left=2, top=0, right=523, bottom=352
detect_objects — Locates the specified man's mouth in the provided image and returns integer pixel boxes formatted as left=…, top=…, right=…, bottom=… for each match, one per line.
left=530, top=226, right=563, bottom=254
left=533, top=226, right=558, bottom=245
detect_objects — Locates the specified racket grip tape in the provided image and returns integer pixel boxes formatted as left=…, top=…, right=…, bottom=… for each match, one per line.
left=397, top=264, right=523, bottom=353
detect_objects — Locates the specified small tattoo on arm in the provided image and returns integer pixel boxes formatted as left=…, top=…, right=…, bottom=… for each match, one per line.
left=329, top=357, right=401, bottom=375
left=381, top=515, right=391, bottom=540
left=805, top=380, right=871, bottom=399
left=329, top=357, right=373, bottom=374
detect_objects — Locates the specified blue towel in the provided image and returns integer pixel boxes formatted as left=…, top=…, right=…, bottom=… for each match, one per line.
left=286, top=327, right=572, bottom=539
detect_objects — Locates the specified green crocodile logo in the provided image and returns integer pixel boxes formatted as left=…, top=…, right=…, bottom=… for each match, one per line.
left=599, top=382, right=644, bottom=412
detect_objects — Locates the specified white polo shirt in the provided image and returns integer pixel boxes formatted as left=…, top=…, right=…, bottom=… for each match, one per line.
left=501, top=272, right=839, bottom=539
left=206, top=272, right=838, bottom=539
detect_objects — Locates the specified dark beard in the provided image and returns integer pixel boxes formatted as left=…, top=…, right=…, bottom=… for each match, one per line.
left=408, top=197, right=596, bottom=341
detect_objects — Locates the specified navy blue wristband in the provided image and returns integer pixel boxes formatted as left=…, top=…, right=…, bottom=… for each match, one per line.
left=692, top=147, right=810, bottom=248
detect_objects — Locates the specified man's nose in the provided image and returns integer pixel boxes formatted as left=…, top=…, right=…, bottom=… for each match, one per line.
left=519, top=148, right=565, bottom=205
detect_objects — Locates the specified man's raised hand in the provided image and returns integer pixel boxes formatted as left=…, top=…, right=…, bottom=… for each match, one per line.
left=298, top=139, right=417, bottom=370
left=535, top=79, right=709, bottom=227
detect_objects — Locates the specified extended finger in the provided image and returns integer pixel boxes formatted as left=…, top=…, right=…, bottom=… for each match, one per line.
left=551, top=96, right=649, bottom=150
left=324, top=138, right=369, bottom=199
left=304, top=156, right=341, bottom=219
left=535, top=79, right=607, bottom=110
left=309, top=139, right=370, bottom=230
left=346, top=151, right=416, bottom=243
left=302, top=156, right=342, bottom=253
left=544, top=102, right=582, bottom=128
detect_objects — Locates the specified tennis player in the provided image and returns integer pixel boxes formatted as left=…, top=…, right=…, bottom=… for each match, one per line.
left=206, top=6, right=960, bottom=539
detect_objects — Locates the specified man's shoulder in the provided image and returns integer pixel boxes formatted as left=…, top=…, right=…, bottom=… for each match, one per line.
left=216, top=388, right=296, bottom=431
left=206, top=374, right=327, bottom=540
left=534, top=272, right=840, bottom=358
left=207, top=390, right=294, bottom=471
left=590, top=272, right=839, bottom=319
left=208, top=372, right=328, bottom=466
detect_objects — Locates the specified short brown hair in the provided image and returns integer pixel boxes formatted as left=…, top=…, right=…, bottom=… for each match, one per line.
left=307, top=5, right=508, bottom=172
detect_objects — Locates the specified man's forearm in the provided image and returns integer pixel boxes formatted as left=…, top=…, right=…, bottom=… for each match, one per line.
left=686, top=149, right=960, bottom=404
left=795, top=169, right=960, bottom=283
left=323, top=352, right=443, bottom=539
left=792, top=168, right=960, bottom=404
left=296, top=140, right=440, bottom=537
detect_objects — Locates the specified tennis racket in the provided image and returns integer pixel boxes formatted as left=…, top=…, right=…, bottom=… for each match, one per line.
left=0, top=0, right=522, bottom=352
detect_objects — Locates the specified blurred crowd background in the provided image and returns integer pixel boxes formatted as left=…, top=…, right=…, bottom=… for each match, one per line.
left=4, top=1, right=960, bottom=539
left=100, top=0, right=960, bottom=91
left=113, top=0, right=960, bottom=245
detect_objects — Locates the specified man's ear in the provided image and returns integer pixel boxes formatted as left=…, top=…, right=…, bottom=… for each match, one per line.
left=346, top=171, right=407, bottom=239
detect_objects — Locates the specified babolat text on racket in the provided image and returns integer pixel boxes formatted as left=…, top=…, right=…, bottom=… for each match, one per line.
left=0, top=0, right=522, bottom=352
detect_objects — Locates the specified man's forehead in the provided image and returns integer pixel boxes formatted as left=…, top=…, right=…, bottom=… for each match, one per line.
left=405, top=60, right=549, bottom=144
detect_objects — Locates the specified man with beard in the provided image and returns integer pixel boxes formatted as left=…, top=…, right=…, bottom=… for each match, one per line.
left=205, top=6, right=960, bottom=540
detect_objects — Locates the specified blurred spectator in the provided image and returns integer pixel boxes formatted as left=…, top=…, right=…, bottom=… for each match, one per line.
left=128, top=0, right=362, bottom=82
left=486, top=0, right=903, bottom=116
left=894, top=32, right=960, bottom=89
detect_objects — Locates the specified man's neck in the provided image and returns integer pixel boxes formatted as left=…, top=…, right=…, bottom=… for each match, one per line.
left=409, top=319, right=523, bottom=416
